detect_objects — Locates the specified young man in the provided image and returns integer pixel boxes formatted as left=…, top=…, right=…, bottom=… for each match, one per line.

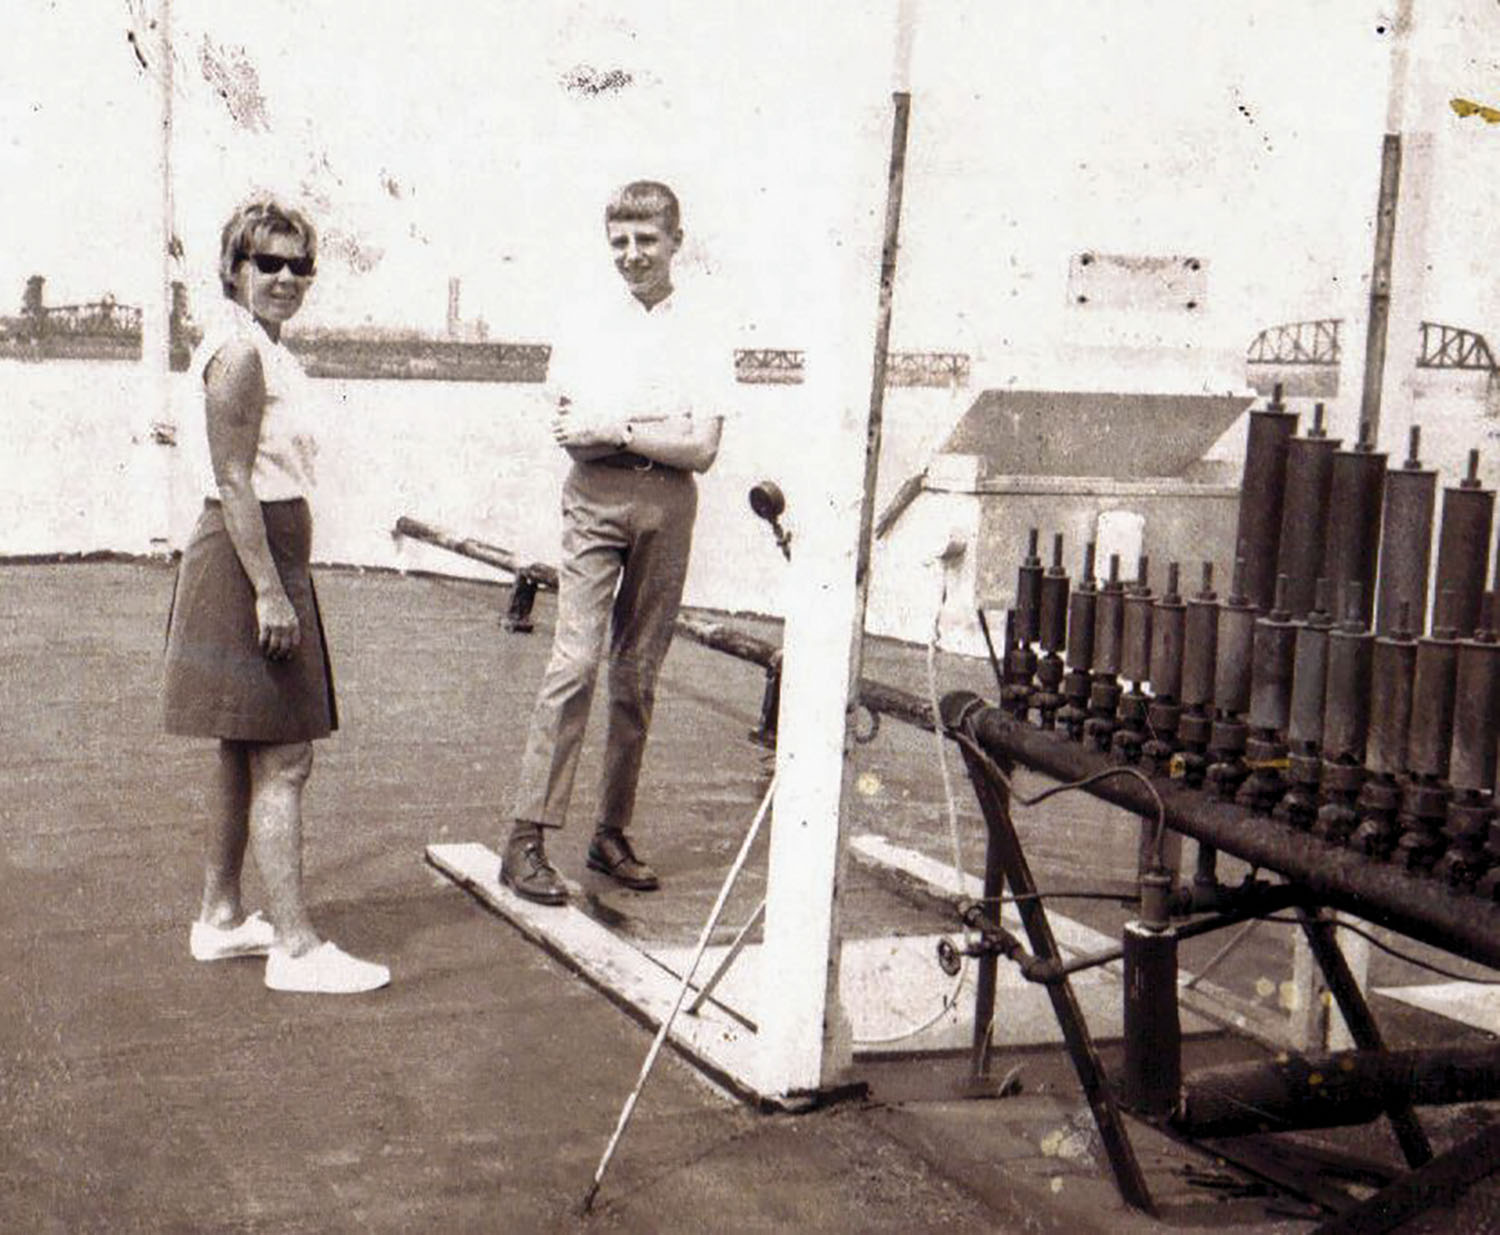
left=502, top=180, right=728, bottom=905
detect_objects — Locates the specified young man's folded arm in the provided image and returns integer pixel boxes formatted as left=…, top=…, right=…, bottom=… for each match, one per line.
left=621, top=413, right=722, bottom=472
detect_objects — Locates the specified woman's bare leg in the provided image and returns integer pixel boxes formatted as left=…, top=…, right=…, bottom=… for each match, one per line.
left=198, top=739, right=252, bottom=926
left=247, top=740, right=322, bottom=956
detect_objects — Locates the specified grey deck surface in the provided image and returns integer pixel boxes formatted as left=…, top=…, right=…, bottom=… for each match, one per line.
left=2, top=560, right=1492, bottom=1233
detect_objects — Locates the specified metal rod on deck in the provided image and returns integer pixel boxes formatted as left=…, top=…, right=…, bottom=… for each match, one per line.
left=687, top=899, right=765, bottom=1016
left=394, top=515, right=559, bottom=588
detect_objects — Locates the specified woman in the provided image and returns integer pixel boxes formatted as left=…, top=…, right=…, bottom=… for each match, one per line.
left=163, top=198, right=388, bottom=994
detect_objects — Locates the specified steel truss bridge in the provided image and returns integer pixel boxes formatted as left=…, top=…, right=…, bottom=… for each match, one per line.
left=733, top=348, right=970, bottom=387
left=1246, top=317, right=1499, bottom=377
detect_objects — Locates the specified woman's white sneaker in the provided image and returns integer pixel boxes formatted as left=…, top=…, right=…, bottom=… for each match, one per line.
left=264, top=942, right=390, bottom=993
left=190, top=911, right=276, bottom=962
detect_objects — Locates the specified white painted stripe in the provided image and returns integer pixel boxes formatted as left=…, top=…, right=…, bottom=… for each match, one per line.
left=1377, top=982, right=1500, bottom=1034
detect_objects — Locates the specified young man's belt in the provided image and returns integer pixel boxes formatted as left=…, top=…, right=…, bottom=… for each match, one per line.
left=593, top=451, right=660, bottom=471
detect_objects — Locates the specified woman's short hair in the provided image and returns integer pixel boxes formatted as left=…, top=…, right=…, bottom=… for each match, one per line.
left=604, top=181, right=680, bottom=234
left=217, top=199, right=318, bottom=298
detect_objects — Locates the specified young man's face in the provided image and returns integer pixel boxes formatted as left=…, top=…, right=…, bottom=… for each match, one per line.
left=606, top=214, right=681, bottom=307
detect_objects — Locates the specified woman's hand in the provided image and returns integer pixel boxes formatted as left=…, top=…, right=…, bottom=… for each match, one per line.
left=256, top=587, right=301, bottom=660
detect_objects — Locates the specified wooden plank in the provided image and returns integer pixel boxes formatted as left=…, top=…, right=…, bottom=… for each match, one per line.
left=424, top=843, right=780, bottom=1106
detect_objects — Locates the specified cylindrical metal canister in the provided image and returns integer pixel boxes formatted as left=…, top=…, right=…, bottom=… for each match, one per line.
left=1016, top=528, right=1043, bottom=644
left=1365, top=626, right=1418, bottom=777
left=1450, top=629, right=1499, bottom=794
left=1233, top=400, right=1299, bottom=613
left=1182, top=564, right=1219, bottom=710
left=1120, top=557, right=1154, bottom=684
left=1432, top=451, right=1494, bottom=639
left=1407, top=628, right=1460, bottom=779
left=1374, top=426, right=1436, bottom=637
left=1092, top=555, right=1125, bottom=676
left=1323, top=429, right=1388, bottom=629
left=1214, top=565, right=1257, bottom=715
left=1065, top=578, right=1098, bottom=671
left=1121, top=922, right=1181, bottom=1119
left=1149, top=563, right=1186, bottom=700
left=1276, top=406, right=1338, bottom=618
left=1286, top=582, right=1334, bottom=748
left=1248, top=582, right=1298, bottom=733
left=1065, top=542, right=1098, bottom=670
left=1322, top=588, right=1374, bottom=763
left=1038, top=532, right=1070, bottom=654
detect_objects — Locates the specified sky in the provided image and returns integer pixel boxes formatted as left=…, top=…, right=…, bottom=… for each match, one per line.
left=6, top=0, right=1500, bottom=392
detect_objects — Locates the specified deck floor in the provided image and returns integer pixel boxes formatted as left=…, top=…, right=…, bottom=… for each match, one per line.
left=3, top=560, right=1497, bottom=1233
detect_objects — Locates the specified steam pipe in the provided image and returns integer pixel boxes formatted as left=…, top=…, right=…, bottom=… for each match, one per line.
left=940, top=690, right=1500, bottom=969
left=1175, top=1042, right=1500, bottom=1138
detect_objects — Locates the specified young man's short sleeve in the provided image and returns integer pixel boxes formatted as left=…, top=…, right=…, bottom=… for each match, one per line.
left=683, top=290, right=739, bottom=424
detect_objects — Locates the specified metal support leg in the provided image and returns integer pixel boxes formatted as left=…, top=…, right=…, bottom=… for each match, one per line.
left=970, top=799, right=1007, bottom=1080
left=956, top=729, right=1156, bottom=1216
left=504, top=573, right=539, bottom=633
left=750, top=654, right=782, bottom=748
left=1296, top=907, right=1433, bottom=1167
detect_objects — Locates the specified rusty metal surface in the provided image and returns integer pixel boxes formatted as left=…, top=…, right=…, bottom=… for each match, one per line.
left=1247, top=609, right=1298, bottom=733
left=1374, top=464, right=1436, bottom=637
left=1324, top=446, right=1387, bottom=630
left=1286, top=612, right=1333, bottom=748
left=1232, top=407, right=1299, bottom=613
left=1451, top=636, right=1500, bottom=793
left=1276, top=433, right=1339, bottom=618
left=1365, top=632, right=1418, bottom=777
left=1432, top=483, right=1495, bottom=639
left=1407, top=634, right=1459, bottom=779
left=1214, top=593, right=1258, bottom=716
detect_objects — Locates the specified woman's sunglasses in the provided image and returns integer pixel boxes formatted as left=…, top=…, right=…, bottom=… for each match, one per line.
left=246, top=253, right=316, bottom=278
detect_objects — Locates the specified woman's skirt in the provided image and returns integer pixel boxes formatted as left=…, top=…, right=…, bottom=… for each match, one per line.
left=163, top=497, right=338, bottom=742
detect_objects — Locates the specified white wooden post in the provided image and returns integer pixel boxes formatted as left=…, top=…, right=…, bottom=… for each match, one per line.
left=755, top=2, right=915, bottom=1102
left=141, top=0, right=178, bottom=552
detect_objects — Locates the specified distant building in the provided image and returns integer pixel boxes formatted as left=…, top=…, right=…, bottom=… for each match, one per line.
left=444, top=276, right=489, bottom=343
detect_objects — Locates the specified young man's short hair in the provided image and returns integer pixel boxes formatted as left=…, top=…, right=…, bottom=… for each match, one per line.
left=605, top=181, right=681, bottom=234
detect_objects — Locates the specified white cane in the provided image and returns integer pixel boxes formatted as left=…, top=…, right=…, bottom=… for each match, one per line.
left=581, top=772, right=778, bottom=1214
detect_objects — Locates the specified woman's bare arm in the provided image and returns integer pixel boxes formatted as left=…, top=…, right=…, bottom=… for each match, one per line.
left=204, top=339, right=300, bottom=659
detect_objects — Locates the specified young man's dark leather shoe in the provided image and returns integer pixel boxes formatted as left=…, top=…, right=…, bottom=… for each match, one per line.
left=587, top=829, right=660, bottom=891
left=501, top=833, right=567, bottom=905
